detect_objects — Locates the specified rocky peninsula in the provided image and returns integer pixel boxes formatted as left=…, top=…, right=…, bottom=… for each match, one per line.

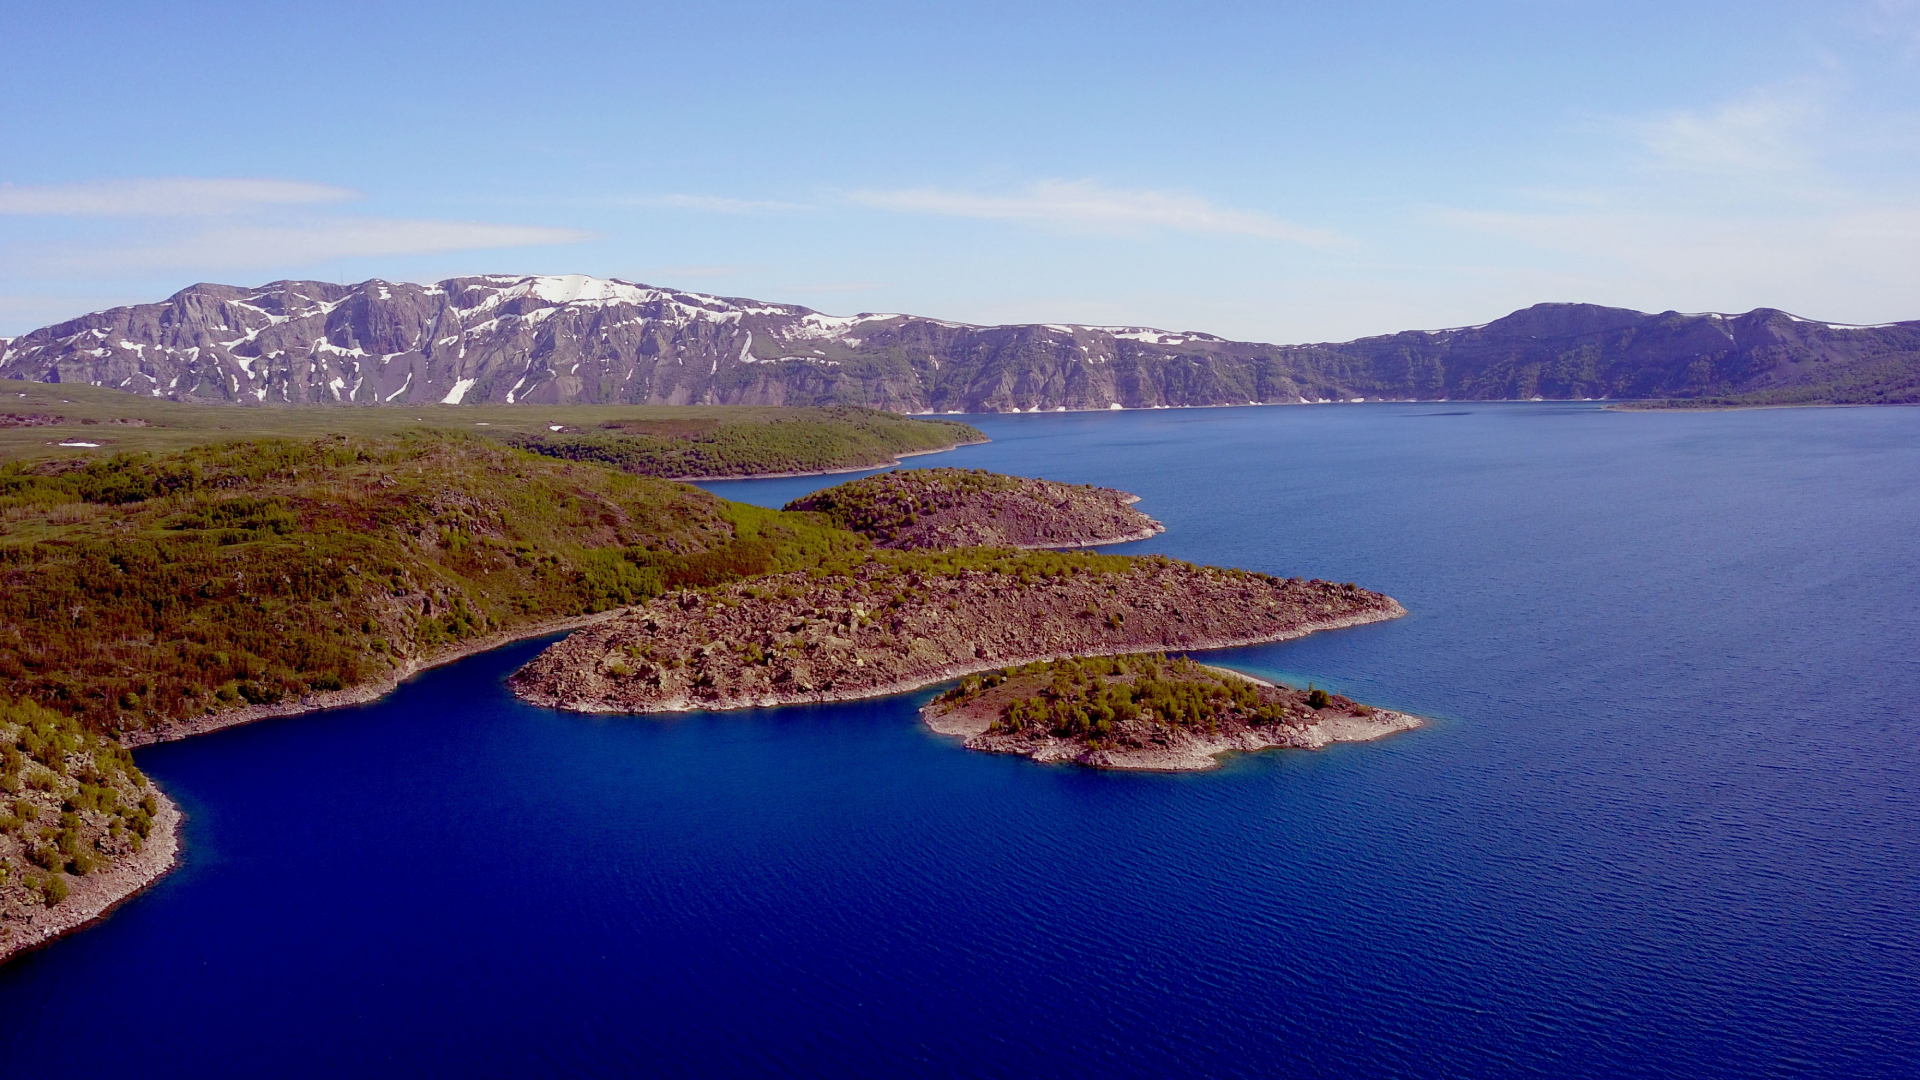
left=1, top=697, right=180, bottom=964
left=784, top=467, right=1163, bottom=549
left=923, top=653, right=1419, bottom=770
left=508, top=551, right=1404, bottom=713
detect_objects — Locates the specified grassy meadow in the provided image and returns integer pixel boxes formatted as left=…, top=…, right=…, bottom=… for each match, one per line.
left=0, top=379, right=982, bottom=472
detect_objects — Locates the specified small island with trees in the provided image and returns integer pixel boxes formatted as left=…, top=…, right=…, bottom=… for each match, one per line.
left=923, top=653, right=1419, bottom=770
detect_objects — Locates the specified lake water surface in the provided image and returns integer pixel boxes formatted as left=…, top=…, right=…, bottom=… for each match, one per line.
left=3, top=404, right=1917, bottom=1077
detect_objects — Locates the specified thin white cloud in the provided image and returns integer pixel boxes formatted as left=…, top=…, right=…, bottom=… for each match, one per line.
left=847, top=180, right=1345, bottom=246
left=42, top=218, right=595, bottom=272
left=0, top=177, right=355, bottom=216
left=621, top=194, right=807, bottom=213
left=1626, top=84, right=1822, bottom=174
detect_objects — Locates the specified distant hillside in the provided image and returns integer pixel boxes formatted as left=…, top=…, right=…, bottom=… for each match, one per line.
left=4, top=275, right=1916, bottom=408
left=0, top=381, right=981, bottom=474
left=1314, top=304, right=1920, bottom=408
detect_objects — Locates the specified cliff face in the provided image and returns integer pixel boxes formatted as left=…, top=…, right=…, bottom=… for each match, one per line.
left=505, top=554, right=1404, bottom=714
left=784, top=468, right=1163, bottom=549
left=7, top=276, right=1916, bottom=409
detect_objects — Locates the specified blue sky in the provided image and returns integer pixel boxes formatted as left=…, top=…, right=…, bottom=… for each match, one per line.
left=3, top=0, right=1918, bottom=341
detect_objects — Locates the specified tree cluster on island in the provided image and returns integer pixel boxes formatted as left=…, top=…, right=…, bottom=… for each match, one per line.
left=940, top=653, right=1371, bottom=747
left=924, top=653, right=1415, bottom=770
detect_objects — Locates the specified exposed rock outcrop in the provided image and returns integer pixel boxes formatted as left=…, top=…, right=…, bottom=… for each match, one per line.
left=0, top=793, right=179, bottom=965
left=784, top=468, right=1163, bottom=549
left=923, top=653, right=1418, bottom=770
left=507, top=553, right=1404, bottom=713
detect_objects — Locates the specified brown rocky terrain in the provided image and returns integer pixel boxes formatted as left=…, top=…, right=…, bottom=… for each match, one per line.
left=923, top=653, right=1419, bottom=770
left=507, top=551, right=1404, bottom=713
left=783, top=468, right=1163, bottom=549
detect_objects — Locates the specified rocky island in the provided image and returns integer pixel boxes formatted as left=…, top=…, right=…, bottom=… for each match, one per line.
left=923, top=653, right=1419, bottom=770
left=507, top=551, right=1404, bottom=713
left=783, top=467, right=1163, bottom=549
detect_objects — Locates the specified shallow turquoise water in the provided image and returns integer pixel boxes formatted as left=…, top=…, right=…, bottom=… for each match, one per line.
left=3, top=403, right=1916, bottom=1077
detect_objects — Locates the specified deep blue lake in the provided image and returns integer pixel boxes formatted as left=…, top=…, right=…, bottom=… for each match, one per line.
left=4, top=403, right=1918, bottom=1077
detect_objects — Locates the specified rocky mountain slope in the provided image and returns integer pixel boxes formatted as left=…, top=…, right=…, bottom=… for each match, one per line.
left=784, top=468, right=1162, bottom=549
left=6, top=274, right=1916, bottom=408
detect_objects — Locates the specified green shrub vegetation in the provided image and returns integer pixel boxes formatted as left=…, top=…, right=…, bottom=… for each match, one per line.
left=0, top=432, right=867, bottom=736
left=0, top=696, right=157, bottom=909
left=1641, top=352, right=1920, bottom=409
left=507, top=406, right=982, bottom=478
left=937, top=653, right=1299, bottom=741
left=0, top=380, right=985, bottom=466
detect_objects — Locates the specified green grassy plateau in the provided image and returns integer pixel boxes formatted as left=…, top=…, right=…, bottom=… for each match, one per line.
left=0, top=380, right=983, bottom=473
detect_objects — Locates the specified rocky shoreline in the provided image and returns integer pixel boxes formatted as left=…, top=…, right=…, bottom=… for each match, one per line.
left=1, top=451, right=1420, bottom=966
left=923, top=659, right=1420, bottom=771
left=122, top=610, right=635, bottom=747
left=509, top=554, right=1405, bottom=713
left=931, top=706, right=1422, bottom=770
left=0, top=791, right=181, bottom=965
left=6, top=611, right=639, bottom=964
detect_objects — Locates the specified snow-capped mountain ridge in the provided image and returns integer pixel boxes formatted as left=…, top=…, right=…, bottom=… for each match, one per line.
left=5, top=279, right=1918, bottom=409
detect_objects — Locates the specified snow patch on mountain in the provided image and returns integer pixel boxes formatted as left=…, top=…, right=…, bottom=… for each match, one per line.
left=442, top=378, right=477, bottom=405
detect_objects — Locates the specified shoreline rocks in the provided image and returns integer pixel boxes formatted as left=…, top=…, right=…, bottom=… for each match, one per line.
left=508, top=553, right=1404, bottom=714
left=922, top=655, right=1419, bottom=770
left=1, top=792, right=181, bottom=966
